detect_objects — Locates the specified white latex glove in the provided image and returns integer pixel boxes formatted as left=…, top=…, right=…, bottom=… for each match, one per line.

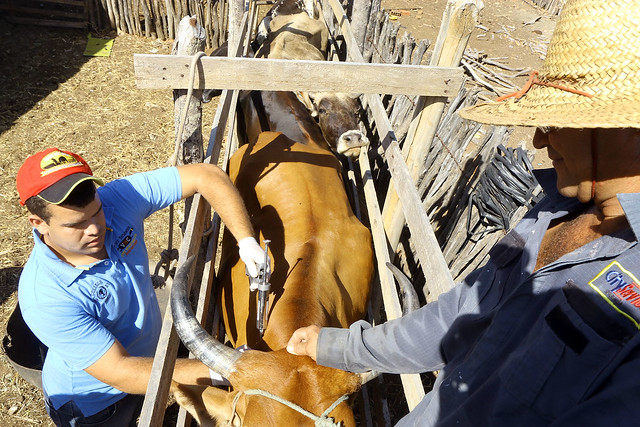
left=238, top=237, right=271, bottom=286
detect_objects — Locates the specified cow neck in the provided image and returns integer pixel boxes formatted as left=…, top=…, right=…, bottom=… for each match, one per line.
left=251, top=91, right=271, bottom=132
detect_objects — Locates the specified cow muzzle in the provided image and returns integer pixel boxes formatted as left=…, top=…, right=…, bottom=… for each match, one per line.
left=336, top=130, right=369, bottom=158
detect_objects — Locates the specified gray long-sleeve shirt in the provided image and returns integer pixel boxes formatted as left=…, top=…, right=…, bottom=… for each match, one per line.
left=317, top=170, right=640, bottom=426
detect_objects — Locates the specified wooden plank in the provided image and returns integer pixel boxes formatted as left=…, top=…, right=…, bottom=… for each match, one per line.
left=174, top=11, right=250, bottom=426
left=0, top=5, right=85, bottom=18
left=358, top=149, right=426, bottom=409
left=326, top=0, right=455, bottom=301
left=228, top=0, right=244, bottom=54
left=5, top=16, right=87, bottom=27
left=133, top=54, right=463, bottom=96
left=138, top=294, right=180, bottom=427
left=325, top=0, right=430, bottom=412
left=138, top=192, right=210, bottom=427
left=383, top=0, right=481, bottom=273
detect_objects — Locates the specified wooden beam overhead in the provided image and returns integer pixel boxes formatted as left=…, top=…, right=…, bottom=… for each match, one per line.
left=134, top=54, right=464, bottom=96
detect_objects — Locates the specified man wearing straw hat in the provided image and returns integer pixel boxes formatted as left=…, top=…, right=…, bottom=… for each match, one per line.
left=287, top=0, right=640, bottom=424
left=16, top=148, right=268, bottom=426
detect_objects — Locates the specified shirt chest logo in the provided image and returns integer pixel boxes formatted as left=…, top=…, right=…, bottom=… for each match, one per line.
left=92, top=281, right=110, bottom=301
left=116, top=227, right=138, bottom=256
left=589, top=261, right=640, bottom=327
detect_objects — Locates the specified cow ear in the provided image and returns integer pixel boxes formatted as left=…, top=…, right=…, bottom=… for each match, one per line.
left=172, top=383, right=236, bottom=427
left=296, top=91, right=317, bottom=117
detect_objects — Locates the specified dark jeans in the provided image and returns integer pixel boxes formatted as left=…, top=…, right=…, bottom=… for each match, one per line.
left=45, top=394, right=144, bottom=427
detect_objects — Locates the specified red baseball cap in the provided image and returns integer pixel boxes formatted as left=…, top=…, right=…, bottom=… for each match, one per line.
left=16, top=148, right=104, bottom=206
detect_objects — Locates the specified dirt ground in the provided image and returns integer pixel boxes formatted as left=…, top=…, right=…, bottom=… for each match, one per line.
left=0, top=1, right=556, bottom=425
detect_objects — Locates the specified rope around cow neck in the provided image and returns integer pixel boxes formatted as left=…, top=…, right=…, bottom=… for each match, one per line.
left=227, top=389, right=348, bottom=427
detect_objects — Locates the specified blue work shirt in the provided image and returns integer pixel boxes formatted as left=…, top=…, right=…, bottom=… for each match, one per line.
left=19, top=167, right=182, bottom=417
left=318, top=169, right=640, bottom=425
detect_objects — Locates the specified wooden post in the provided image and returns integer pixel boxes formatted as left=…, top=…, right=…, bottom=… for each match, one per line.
left=171, top=15, right=206, bottom=167
left=165, top=0, right=176, bottom=39
left=228, top=0, right=245, bottom=55
left=171, top=16, right=206, bottom=238
left=350, top=0, right=372, bottom=52
left=358, top=149, right=426, bottom=410
left=382, top=0, right=481, bottom=300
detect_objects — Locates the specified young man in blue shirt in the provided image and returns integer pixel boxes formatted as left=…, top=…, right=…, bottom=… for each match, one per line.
left=16, top=147, right=267, bottom=426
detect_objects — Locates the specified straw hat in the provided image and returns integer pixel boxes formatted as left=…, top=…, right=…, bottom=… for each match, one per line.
left=459, top=0, right=640, bottom=128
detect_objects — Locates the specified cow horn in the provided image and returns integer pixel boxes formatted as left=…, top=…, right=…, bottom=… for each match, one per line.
left=171, top=255, right=242, bottom=377
left=385, top=262, right=420, bottom=315
left=358, top=265, right=419, bottom=386
left=359, top=370, right=380, bottom=385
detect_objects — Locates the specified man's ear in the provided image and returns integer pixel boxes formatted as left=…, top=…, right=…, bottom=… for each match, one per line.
left=29, top=214, right=48, bottom=235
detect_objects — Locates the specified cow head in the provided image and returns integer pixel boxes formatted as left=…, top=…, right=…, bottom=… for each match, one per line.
left=308, top=93, right=370, bottom=158
left=171, top=257, right=363, bottom=426
left=172, top=350, right=361, bottom=426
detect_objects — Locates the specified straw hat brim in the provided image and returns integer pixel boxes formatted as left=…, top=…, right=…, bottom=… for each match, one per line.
left=459, top=0, right=640, bottom=129
left=459, top=85, right=640, bottom=129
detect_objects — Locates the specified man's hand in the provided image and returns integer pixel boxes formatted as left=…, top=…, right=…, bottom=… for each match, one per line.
left=238, top=237, right=271, bottom=283
left=286, top=325, right=321, bottom=361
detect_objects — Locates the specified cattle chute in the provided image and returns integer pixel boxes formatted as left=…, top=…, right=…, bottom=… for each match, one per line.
left=134, top=0, right=478, bottom=425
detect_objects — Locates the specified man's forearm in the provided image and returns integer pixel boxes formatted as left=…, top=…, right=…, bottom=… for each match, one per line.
left=85, top=340, right=212, bottom=395
left=176, top=163, right=255, bottom=242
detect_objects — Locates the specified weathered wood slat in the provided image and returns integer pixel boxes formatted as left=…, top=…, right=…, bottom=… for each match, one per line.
left=0, top=4, right=85, bottom=19
left=358, top=149, right=426, bottom=410
left=138, top=10, right=249, bottom=427
left=383, top=0, right=481, bottom=276
left=4, top=16, right=87, bottom=27
left=326, top=0, right=456, bottom=300
left=133, top=54, right=463, bottom=96
left=138, top=191, right=211, bottom=427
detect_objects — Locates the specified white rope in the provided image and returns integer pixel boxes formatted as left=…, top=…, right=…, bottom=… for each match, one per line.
left=227, top=388, right=348, bottom=427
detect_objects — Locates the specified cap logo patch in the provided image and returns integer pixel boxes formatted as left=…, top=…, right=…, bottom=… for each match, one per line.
left=40, top=151, right=83, bottom=176
left=588, top=261, right=640, bottom=329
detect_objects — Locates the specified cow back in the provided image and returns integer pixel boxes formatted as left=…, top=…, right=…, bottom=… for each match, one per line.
left=218, top=131, right=373, bottom=351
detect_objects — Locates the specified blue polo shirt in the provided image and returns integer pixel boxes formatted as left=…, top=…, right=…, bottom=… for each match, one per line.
left=18, top=167, right=182, bottom=416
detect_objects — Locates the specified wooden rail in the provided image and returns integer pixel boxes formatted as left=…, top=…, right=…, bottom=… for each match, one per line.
left=0, top=0, right=88, bottom=29
left=382, top=1, right=482, bottom=295
left=134, top=55, right=463, bottom=96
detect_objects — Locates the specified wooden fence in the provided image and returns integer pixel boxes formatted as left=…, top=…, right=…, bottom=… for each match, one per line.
left=0, top=0, right=89, bottom=29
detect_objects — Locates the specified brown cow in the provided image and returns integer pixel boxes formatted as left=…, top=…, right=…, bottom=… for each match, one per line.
left=171, top=130, right=374, bottom=426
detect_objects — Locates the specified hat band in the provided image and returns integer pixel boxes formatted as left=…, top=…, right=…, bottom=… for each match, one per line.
left=496, top=71, right=595, bottom=102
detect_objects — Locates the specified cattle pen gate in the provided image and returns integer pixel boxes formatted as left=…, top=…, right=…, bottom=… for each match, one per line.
left=133, top=0, right=489, bottom=425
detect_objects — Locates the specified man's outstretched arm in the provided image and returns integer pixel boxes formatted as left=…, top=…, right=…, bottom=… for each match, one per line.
left=84, top=339, right=214, bottom=395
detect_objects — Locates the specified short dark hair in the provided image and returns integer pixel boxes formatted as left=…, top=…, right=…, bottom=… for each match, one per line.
left=25, top=180, right=97, bottom=223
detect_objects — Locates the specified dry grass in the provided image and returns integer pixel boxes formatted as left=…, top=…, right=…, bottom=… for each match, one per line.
left=0, top=18, right=219, bottom=425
